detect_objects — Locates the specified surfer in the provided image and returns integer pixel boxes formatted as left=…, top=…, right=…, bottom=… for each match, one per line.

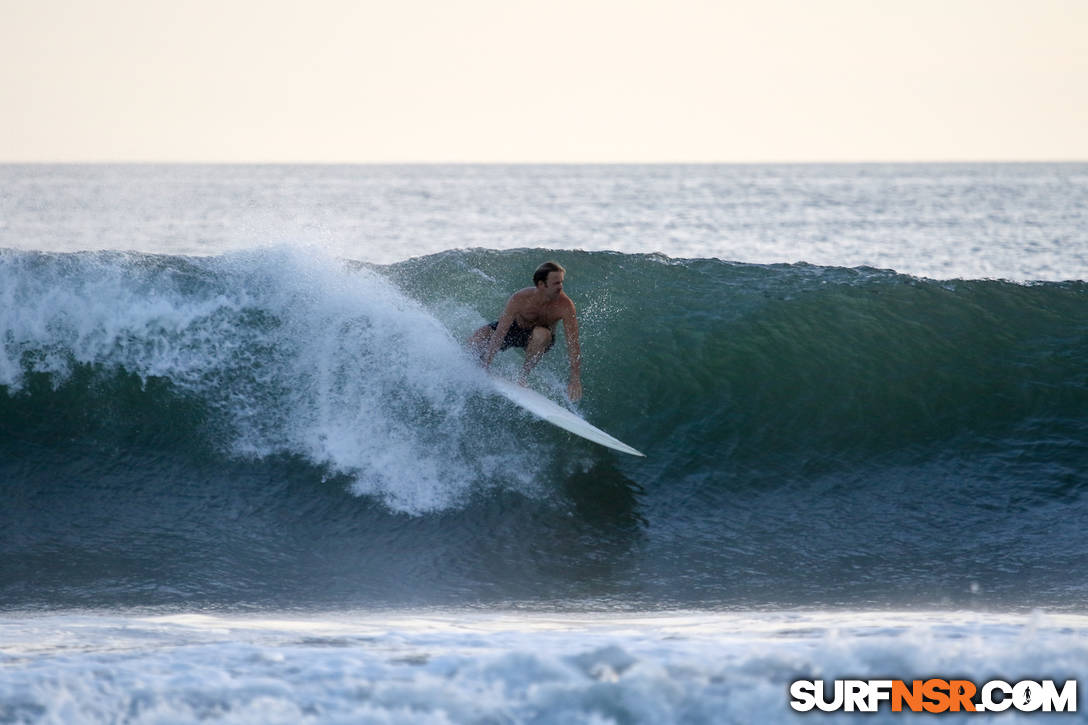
left=469, top=261, right=582, bottom=402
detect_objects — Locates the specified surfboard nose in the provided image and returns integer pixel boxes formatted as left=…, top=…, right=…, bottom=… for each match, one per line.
left=490, top=376, right=645, bottom=457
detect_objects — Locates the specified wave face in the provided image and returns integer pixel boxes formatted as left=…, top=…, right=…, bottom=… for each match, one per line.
left=2, top=248, right=1086, bottom=609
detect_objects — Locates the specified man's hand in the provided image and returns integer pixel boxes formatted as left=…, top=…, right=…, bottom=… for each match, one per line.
left=567, top=378, right=582, bottom=403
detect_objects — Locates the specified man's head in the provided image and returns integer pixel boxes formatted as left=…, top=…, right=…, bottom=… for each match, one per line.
left=533, top=261, right=566, bottom=298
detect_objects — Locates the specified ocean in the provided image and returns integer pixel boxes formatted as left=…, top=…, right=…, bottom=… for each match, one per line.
left=1, top=163, right=1086, bottom=722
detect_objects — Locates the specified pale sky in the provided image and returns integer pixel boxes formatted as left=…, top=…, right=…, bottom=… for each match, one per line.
left=2, top=0, right=1086, bottom=162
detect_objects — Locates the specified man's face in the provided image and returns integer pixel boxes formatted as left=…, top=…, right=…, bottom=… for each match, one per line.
left=542, top=270, right=565, bottom=299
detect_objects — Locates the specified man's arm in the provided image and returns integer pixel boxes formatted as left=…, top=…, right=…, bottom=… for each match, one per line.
left=562, top=303, right=582, bottom=402
left=483, top=297, right=518, bottom=368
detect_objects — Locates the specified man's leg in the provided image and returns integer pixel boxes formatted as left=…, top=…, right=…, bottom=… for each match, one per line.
left=468, top=324, right=494, bottom=361
left=519, top=326, right=554, bottom=383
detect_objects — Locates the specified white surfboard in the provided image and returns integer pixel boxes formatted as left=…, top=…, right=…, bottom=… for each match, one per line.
left=490, top=377, right=645, bottom=457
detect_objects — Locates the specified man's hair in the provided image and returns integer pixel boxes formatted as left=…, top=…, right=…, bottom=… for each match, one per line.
left=533, top=261, right=565, bottom=287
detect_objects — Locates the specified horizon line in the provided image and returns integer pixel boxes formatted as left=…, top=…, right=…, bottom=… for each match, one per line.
left=3, top=158, right=1086, bottom=166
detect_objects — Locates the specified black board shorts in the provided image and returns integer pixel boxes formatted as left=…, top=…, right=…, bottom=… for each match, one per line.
left=489, top=321, right=554, bottom=352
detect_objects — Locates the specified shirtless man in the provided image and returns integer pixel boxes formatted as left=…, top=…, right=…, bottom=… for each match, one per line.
left=468, top=261, right=582, bottom=402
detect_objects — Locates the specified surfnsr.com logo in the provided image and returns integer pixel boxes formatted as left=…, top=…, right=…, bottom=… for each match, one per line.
left=790, top=679, right=1078, bottom=713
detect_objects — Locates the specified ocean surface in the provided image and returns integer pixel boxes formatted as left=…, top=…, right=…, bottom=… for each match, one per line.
left=1, top=164, right=1086, bottom=722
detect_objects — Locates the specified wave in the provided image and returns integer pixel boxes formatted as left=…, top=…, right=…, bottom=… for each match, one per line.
left=2, top=247, right=1086, bottom=609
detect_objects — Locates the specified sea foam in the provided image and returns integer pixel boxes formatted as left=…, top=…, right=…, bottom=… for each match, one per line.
left=0, top=247, right=541, bottom=514
left=1, top=610, right=1084, bottom=724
